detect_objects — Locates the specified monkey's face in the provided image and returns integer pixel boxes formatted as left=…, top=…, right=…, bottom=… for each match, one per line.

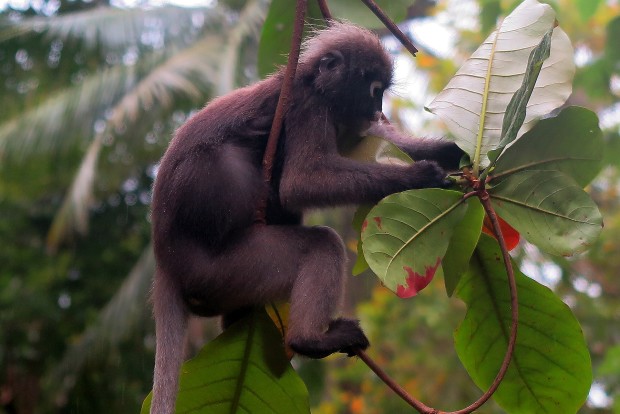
left=312, top=49, right=392, bottom=123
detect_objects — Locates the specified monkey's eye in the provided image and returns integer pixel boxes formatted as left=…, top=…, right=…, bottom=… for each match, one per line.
left=370, top=81, right=383, bottom=98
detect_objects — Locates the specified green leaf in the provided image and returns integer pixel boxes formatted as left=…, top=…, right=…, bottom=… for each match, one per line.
left=361, top=189, right=467, bottom=297
left=492, top=106, right=604, bottom=187
left=480, top=0, right=502, bottom=34
left=257, top=0, right=410, bottom=78
left=352, top=205, right=372, bottom=276
left=257, top=0, right=322, bottom=78
left=141, top=310, right=309, bottom=414
left=442, top=197, right=484, bottom=297
left=487, top=26, right=553, bottom=165
left=455, top=235, right=592, bottom=414
left=375, top=141, right=414, bottom=165
left=488, top=170, right=603, bottom=256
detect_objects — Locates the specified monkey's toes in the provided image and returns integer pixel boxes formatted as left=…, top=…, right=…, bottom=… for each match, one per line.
left=288, top=318, right=369, bottom=359
left=328, top=318, right=370, bottom=356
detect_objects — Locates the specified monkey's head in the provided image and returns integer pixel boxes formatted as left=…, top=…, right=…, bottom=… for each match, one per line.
left=299, top=22, right=394, bottom=123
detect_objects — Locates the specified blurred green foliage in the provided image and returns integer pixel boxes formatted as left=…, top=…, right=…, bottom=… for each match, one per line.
left=0, top=0, right=619, bottom=413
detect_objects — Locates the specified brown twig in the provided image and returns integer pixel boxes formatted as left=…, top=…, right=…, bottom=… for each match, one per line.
left=317, top=0, right=333, bottom=21
left=257, top=0, right=308, bottom=223
left=360, top=0, right=418, bottom=56
left=453, top=189, right=519, bottom=414
left=355, top=349, right=437, bottom=414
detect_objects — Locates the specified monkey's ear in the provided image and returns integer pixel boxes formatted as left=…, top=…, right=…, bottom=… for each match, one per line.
left=319, top=50, right=344, bottom=73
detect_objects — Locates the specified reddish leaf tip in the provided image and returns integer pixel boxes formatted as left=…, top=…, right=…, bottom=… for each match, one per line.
left=396, top=258, right=441, bottom=298
left=361, top=219, right=368, bottom=233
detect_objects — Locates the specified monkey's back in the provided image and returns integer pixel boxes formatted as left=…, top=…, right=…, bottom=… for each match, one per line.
left=151, top=76, right=283, bottom=265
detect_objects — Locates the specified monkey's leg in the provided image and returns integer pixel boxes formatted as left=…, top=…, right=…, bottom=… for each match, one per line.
left=284, top=226, right=369, bottom=358
left=178, top=225, right=368, bottom=358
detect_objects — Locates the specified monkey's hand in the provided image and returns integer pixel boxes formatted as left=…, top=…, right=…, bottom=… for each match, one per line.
left=288, top=318, right=369, bottom=359
left=406, top=160, right=451, bottom=189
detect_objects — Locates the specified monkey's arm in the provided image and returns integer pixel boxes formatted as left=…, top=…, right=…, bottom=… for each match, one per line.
left=280, top=150, right=446, bottom=211
left=366, top=122, right=463, bottom=170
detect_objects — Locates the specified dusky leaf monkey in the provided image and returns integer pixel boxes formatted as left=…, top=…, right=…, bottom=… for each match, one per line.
left=150, top=21, right=462, bottom=413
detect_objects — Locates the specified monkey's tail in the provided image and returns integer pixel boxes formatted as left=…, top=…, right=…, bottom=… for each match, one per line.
left=151, top=270, right=187, bottom=414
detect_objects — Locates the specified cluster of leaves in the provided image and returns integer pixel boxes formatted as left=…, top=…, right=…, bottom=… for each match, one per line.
left=355, top=1, right=603, bottom=412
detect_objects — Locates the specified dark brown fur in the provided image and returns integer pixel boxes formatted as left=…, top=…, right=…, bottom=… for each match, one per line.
left=149, top=22, right=462, bottom=413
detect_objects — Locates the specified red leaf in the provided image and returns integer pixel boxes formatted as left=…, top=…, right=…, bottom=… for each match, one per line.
left=396, top=257, right=441, bottom=298
left=482, top=215, right=520, bottom=251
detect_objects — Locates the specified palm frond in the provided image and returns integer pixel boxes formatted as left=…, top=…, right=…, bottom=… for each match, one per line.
left=46, top=34, right=225, bottom=249
left=217, top=0, right=268, bottom=95
left=0, top=6, right=228, bottom=50
left=0, top=63, right=139, bottom=160
left=45, top=245, right=155, bottom=396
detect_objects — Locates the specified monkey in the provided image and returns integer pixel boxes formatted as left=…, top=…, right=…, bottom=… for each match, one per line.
left=149, top=22, right=463, bottom=413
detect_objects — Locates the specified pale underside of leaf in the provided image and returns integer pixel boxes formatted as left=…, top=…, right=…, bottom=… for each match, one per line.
left=426, top=0, right=575, bottom=169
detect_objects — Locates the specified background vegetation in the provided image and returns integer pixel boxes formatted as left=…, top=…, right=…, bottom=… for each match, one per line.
left=0, top=0, right=618, bottom=413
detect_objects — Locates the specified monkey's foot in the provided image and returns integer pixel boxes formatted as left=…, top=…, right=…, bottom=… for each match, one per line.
left=288, top=318, right=370, bottom=359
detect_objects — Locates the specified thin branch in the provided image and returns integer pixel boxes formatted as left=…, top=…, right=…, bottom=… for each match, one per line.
left=355, top=349, right=437, bottom=414
left=450, top=190, right=519, bottom=414
left=257, top=0, right=308, bottom=223
left=359, top=0, right=418, bottom=56
left=317, top=0, right=333, bottom=21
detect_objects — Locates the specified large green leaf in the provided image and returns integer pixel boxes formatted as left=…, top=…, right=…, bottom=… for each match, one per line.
left=426, top=0, right=575, bottom=169
left=361, top=189, right=467, bottom=297
left=141, top=310, right=310, bottom=414
left=455, top=235, right=592, bottom=414
left=492, top=106, right=604, bottom=187
left=257, top=0, right=410, bottom=78
left=488, top=170, right=603, bottom=256
left=442, top=197, right=484, bottom=297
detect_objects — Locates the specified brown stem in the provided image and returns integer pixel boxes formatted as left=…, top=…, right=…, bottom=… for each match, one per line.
left=354, top=349, right=437, bottom=414
left=450, top=190, right=518, bottom=414
left=317, top=0, right=333, bottom=21
left=256, top=0, right=308, bottom=223
left=359, top=0, right=418, bottom=56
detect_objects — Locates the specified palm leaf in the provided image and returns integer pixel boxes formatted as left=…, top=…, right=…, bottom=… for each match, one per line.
left=44, top=245, right=155, bottom=395
left=0, top=6, right=227, bottom=50
left=46, top=34, right=226, bottom=248
left=216, top=0, right=268, bottom=94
